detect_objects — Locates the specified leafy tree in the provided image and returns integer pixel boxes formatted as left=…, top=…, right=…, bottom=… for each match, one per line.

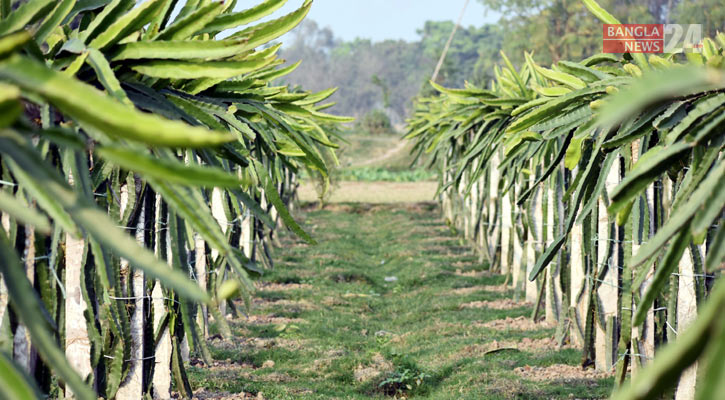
left=280, top=20, right=505, bottom=123
left=476, top=0, right=665, bottom=65
left=280, top=20, right=430, bottom=124
left=355, top=109, right=394, bottom=135
left=673, top=0, right=725, bottom=37
left=417, top=21, right=503, bottom=86
left=371, top=74, right=391, bottom=108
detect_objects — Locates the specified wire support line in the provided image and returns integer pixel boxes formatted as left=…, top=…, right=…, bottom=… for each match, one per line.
left=115, top=226, right=169, bottom=233
left=666, top=321, right=678, bottom=335
left=107, top=295, right=180, bottom=305
left=621, top=352, right=654, bottom=361
left=20, top=255, right=50, bottom=262
left=103, top=354, right=157, bottom=362
left=671, top=273, right=716, bottom=279
left=591, top=237, right=633, bottom=243
left=590, top=276, right=623, bottom=289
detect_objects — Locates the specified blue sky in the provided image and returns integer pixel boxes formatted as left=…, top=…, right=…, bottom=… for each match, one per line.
left=249, top=0, right=501, bottom=42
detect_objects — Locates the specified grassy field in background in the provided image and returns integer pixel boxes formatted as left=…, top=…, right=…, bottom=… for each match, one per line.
left=333, top=133, right=435, bottom=183
left=297, top=181, right=438, bottom=204
left=337, top=167, right=437, bottom=183
left=298, top=133, right=438, bottom=204
left=188, top=204, right=613, bottom=399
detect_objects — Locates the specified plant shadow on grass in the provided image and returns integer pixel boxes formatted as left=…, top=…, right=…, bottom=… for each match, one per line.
left=269, top=275, right=303, bottom=284
left=329, top=271, right=379, bottom=287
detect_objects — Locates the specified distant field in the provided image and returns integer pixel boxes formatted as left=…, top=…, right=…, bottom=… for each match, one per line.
left=338, top=167, right=437, bottom=182
left=300, top=133, right=438, bottom=203
left=338, top=133, right=429, bottom=170
left=298, top=181, right=438, bottom=204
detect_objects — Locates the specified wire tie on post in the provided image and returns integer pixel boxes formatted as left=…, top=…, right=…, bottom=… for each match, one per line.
left=671, top=273, right=715, bottom=279
left=666, top=321, right=678, bottom=335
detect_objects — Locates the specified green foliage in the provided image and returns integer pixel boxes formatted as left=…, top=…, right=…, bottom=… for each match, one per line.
left=339, top=167, right=437, bottom=183
left=378, top=367, right=431, bottom=396
left=0, top=0, right=347, bottom=397
left=672, top=0, right=725, bottom=38
left=280, top=20, right=503, bottom=125
left=477, top=0, right=658, bottom=67
left=371, top=74, right=391, bottom=108
left=280, top=0, right=720, bottom=131
left=355, top=109, right=394, bottom=135
left=408, top=1, right=725, bottom=398
left=188, top=205, right=614, bottom=399
left=418, top=20, right=504, bottom=85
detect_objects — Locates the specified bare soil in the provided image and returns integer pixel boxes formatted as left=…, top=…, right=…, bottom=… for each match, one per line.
left=462, top=337, right=573, bottom=355
left=454, top=268, right=490, bottom=278
left=255, top=282, right=313, bottom=292
left=460, top=299, right=531, bottom=310
left=244, top=314, right=305, bottom=325
left=185, top=389, right=260, bottom=400
left=476, top=316, right=555, bottom=331
left=353, top=353, right=394, bottom=383
left=449, top=285, right=510, bottom=295
left=514, top=364, right=612, bottom=382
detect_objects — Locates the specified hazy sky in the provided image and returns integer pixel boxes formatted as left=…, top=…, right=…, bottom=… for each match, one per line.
left=249, top=0, right=501, bottom=42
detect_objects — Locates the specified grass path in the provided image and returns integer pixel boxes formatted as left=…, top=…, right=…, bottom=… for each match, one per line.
left=338, top=134, right=413, bottom=169
left=350, top=139, right=409, bottom=168
left=189, top=204, right=612, bottom=399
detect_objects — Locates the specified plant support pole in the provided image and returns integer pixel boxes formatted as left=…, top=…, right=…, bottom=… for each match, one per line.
left=431, top=0, right=470, bottom=83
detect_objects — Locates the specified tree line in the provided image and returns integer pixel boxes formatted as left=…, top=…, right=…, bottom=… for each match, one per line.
left=279, top=0, right=724, bottom=127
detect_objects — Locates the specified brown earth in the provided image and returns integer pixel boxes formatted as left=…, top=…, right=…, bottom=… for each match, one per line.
left=475, top=316, right=555, bottom=331
left=449, top=285, right=510, bottom=295
left=514, top=364, right=612, bottom=382
left=460, top=299, right=532, bottom=310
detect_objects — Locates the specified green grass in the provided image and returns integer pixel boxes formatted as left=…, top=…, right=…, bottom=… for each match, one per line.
left=299, top=167, right=436, bottom=183
left=339, top=167, right=437, bottom=182
left=188, top=204, right=613, bottom=399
